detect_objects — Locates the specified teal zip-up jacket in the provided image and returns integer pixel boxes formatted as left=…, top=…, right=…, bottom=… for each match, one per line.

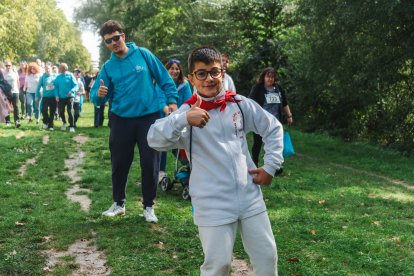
left=156, top=80, right=192, bottom=109
left=35, top=73, right=57, bottom=99
left=90, top=42, right=177, bottom=118
left=54, top=72, right=78, bottom=99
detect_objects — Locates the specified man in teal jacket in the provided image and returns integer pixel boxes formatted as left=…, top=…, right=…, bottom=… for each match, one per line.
left=54, top=63, right=78, bottom=132
left=91, top=20, right=178, bottom=222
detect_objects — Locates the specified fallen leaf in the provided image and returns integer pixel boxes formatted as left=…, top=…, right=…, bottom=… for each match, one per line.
left=373, top=221, right=381, bottom=226
left=391, top=237, right=401, bottom=244
left=11, top=250, right=17, bottom=256
left=43, top=266, right=53, bottom=273
left=42, top=236, right=52, bottom=243
left=310, top=229, right=317, bottom=235
left=288, top=257, right=299, bottom=262
left=318, top=199, right=325, bottom=205
left=15, top=221, right=25, bottom=226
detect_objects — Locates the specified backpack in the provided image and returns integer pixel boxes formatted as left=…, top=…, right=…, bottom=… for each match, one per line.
left=0, top=71, right=13, bottom=100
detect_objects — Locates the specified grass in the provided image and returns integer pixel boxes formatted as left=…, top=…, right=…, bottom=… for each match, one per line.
left=0, top=102, right=413, bottom=275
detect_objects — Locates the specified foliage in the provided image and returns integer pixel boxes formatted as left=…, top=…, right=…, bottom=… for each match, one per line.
left=0, top=0, right=91, bottom=70
left=75, top=0, right=414, bottom=153
left=287, top=0, right=414, bottom=152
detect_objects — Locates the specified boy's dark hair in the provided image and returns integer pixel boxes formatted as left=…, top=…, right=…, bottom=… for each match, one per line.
left=100, top=20, right=124, bottom=37
left=257, top=67, right=278, bottom=84
left=188, top=46, right=222, bottom=73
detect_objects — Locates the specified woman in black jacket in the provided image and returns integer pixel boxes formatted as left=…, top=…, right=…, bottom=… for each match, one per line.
left=249, top=67, right=293, bottom=168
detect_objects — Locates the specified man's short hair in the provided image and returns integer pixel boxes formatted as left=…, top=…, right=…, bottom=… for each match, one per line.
left=100, top=20, right=124, bottom=37
left=188, top=46, right=222, bottom=73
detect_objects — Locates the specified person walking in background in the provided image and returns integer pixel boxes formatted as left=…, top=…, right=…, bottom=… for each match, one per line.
left=54, top=63, right=78, bottom=132
left=18, top=61, right=27, bottom=120
left=249, top=67, right=293, bottom=171
left=221, top=53, right=236, bottom=92
left=24, top=62, right=41, bottom=124
left=35, top=65, right=57, bottom=130
left=148, top=46, right=281, bottom=275
left=73, top=68, right=85, bottom=128
left=90, top=20, right=177, bottom=221
left=90, top=71, right=107, bottom=127
left=3, top=60, right=21, bottom=128
left=156, top=59, right=192, bottom=182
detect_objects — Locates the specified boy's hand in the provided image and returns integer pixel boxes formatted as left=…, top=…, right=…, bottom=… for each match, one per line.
left=186, top=96, right=210, bottom=128
left=98, top=79, right=108, bottom=98
left=168, top=103, right=178, bottom=113
left=249, top=168, right=273, bottom=186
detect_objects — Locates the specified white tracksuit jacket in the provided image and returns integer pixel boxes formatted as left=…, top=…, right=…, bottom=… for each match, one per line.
left=147, top=93, right=284, bottom=227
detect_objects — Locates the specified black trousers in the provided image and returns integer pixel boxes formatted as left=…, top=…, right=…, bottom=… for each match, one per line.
left=109, top=112, right=161, bottom=208
left=5, top=93, right=19, bottom=123
left=94, top=104, right=105, bottom=127
left=57, top=98, right=74, bottom=127
left=41, top=97, right=57, bottom=128
left=252, top=133, right=264, bottom=166
left=73, top=102, right=80, bottom=127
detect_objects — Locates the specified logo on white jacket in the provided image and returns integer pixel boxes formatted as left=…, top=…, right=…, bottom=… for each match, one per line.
left=232, top=111, right=244, bottom=139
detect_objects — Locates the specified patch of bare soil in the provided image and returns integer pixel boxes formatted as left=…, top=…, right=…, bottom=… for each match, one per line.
left=43, top=237, right=110, bottom=275
left=42, top=135, right=49, bottom=145
left=64, top=150, right=85, bottom=183
left=15, top=131, right=27, bottom=139
left=73, top=134, right=88, bottom=145
left=65, top=184, right=92, bottom=212
left=19, top=158, right=36, bottom=177
left=231, top=257, right=253, bottom=275
left=63, top=135, right=92, bottom=211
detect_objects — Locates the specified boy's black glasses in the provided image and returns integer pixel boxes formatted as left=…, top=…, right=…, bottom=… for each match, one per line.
left=104, top=33, right=123, bottom=44
left=192, top=69, right=222, bottom=81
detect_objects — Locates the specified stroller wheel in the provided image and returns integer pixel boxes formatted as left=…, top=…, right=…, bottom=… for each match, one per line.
left=160, top=177, right=172, bottom=191
left=182, top=186, right=190, bottom=200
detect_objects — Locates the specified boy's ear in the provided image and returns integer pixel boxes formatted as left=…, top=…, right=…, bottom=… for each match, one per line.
left=188, top=73, right=195, bottom=86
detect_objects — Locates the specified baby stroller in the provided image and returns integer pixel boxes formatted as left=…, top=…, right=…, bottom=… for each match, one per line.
left=159, top=149, right=191, bottom=200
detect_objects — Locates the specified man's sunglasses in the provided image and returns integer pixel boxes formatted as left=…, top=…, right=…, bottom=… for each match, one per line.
left=104, top=33, right=124, bottom=44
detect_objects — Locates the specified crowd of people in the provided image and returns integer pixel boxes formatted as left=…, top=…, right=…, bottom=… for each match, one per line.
left=0, top=59, right=102, bottom=131
left=1, top=19, right=294, bottom=275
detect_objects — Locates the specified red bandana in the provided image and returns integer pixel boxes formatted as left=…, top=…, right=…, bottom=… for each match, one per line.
left=184, top=90, right=241, bottom=111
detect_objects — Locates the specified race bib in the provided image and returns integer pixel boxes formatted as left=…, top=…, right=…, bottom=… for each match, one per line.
left=265, top=93, right=280, bottom=104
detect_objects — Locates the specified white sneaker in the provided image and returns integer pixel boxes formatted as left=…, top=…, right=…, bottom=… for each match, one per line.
left=6, top=122, right=11, bottom=127
left=143, top=207, right=158, bottom=223
left=102, top=203, right=125, bottom=217
left=49, top=127, right=54, bottom=131
left=158, top=171, right=166, bottom=183
left=42, top=124, right=48, bottom=129
left=69, top=127, right=75, bottom=133
left=61, top=123, right=67, bottom=131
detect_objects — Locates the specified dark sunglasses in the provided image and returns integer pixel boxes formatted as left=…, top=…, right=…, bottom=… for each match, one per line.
left=169, top=59, right=180, bottom=64
left=104, top=33, right=123, bottom=44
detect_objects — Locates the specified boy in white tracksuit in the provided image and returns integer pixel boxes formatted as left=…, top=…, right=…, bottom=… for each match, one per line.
left=147, top=46, right=283, bottom=276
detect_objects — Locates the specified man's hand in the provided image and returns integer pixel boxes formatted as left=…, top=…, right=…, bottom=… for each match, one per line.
left=249, top=167, right=273, bottom=186
left=67, top=92, right=72, bottom=97
left=98, top=79, right=108, bottom=98
left=186, top=96, right=210, bottom=128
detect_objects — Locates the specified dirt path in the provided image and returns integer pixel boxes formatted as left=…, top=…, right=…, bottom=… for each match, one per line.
left=296, top=153, right=414, bottom=190
left=43, top=134, right=111, bottom=274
